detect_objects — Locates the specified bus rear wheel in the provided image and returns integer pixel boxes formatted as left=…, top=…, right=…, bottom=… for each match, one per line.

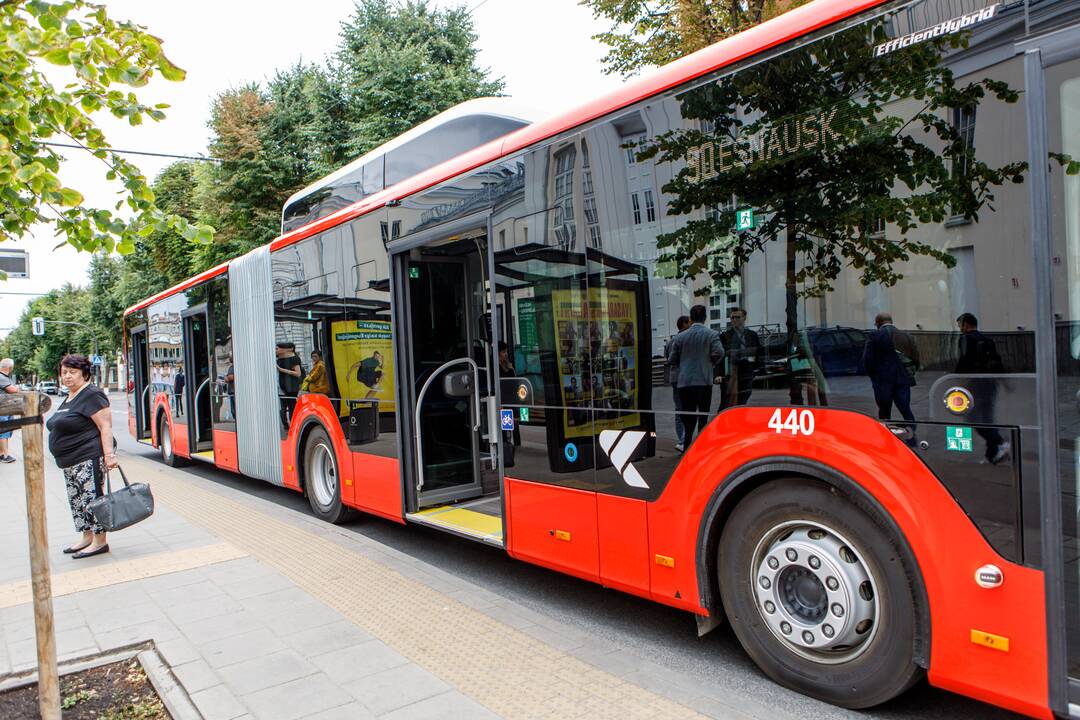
left=718, top=477, right=922, bottom=709
left=158, top=417, right=188, bottom=467
left=303, top=426, right=349, bottom=524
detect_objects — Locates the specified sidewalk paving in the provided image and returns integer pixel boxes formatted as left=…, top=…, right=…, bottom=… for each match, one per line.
left=0, top=436, right=767, bottom=720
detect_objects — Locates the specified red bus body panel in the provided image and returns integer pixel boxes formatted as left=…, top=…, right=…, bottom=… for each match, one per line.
left=597, top=494, right=652, bottom=599
left=507, top=479, right=600, bottom=583
left=639, top=407, right=1049, bottom=718
left=286, top=395, right=404, bottom=523
left=212, top=430, right=239, bottom=473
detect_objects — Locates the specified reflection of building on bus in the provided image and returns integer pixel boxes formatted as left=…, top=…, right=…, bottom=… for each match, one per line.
left=121, top=1, right=1080, bottom=715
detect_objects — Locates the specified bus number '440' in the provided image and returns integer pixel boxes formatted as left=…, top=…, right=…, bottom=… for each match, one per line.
left=768, top=408, right=815, bottom=436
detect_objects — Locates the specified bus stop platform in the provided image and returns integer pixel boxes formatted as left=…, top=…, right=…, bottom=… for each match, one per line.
left=0, top=439, right=763, bottom=720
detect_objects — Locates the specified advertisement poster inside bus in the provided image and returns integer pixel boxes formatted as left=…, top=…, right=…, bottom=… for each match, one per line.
left=330, top=319, right=396, bottom=414
left=551, top=288, right=640, bottom=438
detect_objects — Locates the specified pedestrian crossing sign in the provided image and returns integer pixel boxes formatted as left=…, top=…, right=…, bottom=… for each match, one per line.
left=946, top=426, right=972, bottom=452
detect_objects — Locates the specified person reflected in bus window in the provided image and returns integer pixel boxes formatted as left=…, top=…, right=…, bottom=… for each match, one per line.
left=173, top=364, right=185, bottom=417
left=718, top=308, right=760, bottom=410
left=956, top=313, right=1009, bottom=463
left=276, top=342, right=303, bottom=427
left=301, top=350, right=330, bottom=395
left=862, top=312, right=918, bottom=423
left=667, top=304, right=724, bottom=450
left=348, top=350, right=384, bottom=400
left=665, top=315, right=690, bottom=450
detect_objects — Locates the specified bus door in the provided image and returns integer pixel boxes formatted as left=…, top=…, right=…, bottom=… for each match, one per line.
left=397, top=237, right=500, bottom=511
left=181, top=306, right=214, bottom=456
left=129, top=326, right=151, bottom=442
left=1029, top=26, right=1080, bottom=713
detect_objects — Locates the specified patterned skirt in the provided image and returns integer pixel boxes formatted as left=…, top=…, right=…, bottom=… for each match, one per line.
left=62, top=456, right=105, bottom=535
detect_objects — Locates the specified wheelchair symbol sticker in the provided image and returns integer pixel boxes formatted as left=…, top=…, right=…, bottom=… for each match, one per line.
left=564, top=443, right=578, bottom=462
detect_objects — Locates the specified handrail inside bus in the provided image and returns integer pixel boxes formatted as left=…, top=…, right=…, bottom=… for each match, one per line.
left=414, top=357, right=480, bottom=493
left=193, top=378, right=210, bottom=446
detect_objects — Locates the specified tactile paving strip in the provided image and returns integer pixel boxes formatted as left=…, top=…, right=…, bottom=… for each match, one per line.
left=131, top=455, right=705, bottom=720
left=0, top=542, right=247, bottom=609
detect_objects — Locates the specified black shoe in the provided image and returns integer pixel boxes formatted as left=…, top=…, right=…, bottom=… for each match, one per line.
left=72, top=544, right=109, bottom=559
left=63, top=542, right=92, bottom=554
left=0, top=455, right=15, bottom=463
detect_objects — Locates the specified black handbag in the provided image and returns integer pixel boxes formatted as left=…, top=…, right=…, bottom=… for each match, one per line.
left=88, top=466, right=154, bottom=531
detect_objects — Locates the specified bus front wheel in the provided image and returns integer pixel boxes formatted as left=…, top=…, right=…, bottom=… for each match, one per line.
left=303, top=426, right=349, bottom=524
left=718, top=477, right=922, bottom=709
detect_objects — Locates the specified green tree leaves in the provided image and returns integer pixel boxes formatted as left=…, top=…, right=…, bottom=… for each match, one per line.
left=580, top=0, right=810, bottom=77
left=0, top=0, right=207, bottom=254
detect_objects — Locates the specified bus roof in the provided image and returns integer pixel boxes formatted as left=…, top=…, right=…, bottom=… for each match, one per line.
left=124, top=0, right=883, bottom=317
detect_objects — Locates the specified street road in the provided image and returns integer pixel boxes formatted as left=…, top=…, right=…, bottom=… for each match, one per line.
left=108, top=394, right=1020, bottom=720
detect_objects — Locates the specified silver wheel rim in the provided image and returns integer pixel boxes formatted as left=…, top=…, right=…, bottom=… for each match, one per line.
left=750, top=520, right=880, bottom=664
left=162, top=423, right=172, bottom=459
left=309, top=443, right=336, bottom=509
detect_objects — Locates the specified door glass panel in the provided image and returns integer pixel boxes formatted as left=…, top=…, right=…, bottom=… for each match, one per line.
left=185, top=312, right=213, bottom=450
left=1049, top=57, right=1080, bottom=684
left=409, top=255, right=482, bottom=497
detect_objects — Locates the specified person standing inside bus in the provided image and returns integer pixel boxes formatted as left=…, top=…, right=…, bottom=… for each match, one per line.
left=276, top=342, right=303, bottom=427
left=665, top=316, right=690, bottom=451
left=667, top=305, right=723, bottom=450
left=862, top=312, right=918, bottom=422
left=0, top=358, right=21, bottom=463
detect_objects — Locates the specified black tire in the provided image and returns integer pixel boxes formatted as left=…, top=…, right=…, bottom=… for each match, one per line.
left=718, top=477, right=923, bottom=709
left=303, top=426, right=349, bottom=524
left=158, top=416, right=188, bottom=467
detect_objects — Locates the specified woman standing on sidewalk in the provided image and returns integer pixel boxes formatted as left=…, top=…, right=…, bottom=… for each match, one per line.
left=46, top=355, right=118, bottom=559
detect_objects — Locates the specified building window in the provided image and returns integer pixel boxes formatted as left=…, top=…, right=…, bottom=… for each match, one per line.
left=581, top=139, right=599, bottom=245
left=589, top=225, right=602, bottom=248
left=553, top=146, right=577, bottom=246
left=644, top=190, right=656, bottom=223
left=631, top=193, right=642, bottom=225
left=948, top=105, right=976, bottom=225
left=624, top=133, right=645, bottom=165
left=952, top=104, right=977, bottom=180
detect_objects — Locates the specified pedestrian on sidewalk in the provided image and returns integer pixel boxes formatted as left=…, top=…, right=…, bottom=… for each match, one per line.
left=46, top=354, right=118, bottom=559
left=0, top=358, right=20, bottom=463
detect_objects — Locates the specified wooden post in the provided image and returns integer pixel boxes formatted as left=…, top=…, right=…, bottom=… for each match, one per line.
left=10, top=392, right=60, bottom=720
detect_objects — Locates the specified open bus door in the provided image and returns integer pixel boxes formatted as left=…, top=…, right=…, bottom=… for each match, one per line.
left=392, top=218, right=506, bottom=544
left=128, top=325, right=151, bottom=442
left=181, top=306, right=214, bottom=457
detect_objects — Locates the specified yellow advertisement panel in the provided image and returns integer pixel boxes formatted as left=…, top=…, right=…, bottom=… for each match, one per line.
left=330, top=320, right=395, bottom=413
left=552, top=288, right=639, bottom=439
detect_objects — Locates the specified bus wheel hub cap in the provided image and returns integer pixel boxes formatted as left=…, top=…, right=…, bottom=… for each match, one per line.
left=752, top=522, right=878, bottom=663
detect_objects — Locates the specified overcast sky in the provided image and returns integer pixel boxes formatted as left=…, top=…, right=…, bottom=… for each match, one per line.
left=0, top=0, right=626, bottom=340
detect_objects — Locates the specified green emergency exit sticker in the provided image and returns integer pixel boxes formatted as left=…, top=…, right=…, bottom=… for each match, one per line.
left=736, top=208, right=755, bottom=231
left=519, top=407, right=529, bottom=422
left=946, top=426, right=973, bottom=452
left=408, top=266, right=420, bottom=279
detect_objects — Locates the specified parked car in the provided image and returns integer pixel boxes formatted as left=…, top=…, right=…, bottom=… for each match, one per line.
left=36, top=381, right=58, bottom=395
left=59, top=384, right=69, bottom=396
left=17, top=383, right=32, bottom=391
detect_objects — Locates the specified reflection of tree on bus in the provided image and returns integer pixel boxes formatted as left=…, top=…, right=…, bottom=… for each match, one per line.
left=348, top=350, right=384, bottom=399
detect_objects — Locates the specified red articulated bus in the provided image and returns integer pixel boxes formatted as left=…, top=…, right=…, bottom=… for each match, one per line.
left=124, top=0, right=1080, bottom=715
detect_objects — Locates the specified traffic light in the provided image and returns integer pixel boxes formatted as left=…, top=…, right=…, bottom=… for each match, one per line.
left=31, top=317, right=45, bottom=336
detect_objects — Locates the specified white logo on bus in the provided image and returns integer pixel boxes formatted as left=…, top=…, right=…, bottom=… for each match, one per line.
left=768, top=408, right=815, bottom=436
